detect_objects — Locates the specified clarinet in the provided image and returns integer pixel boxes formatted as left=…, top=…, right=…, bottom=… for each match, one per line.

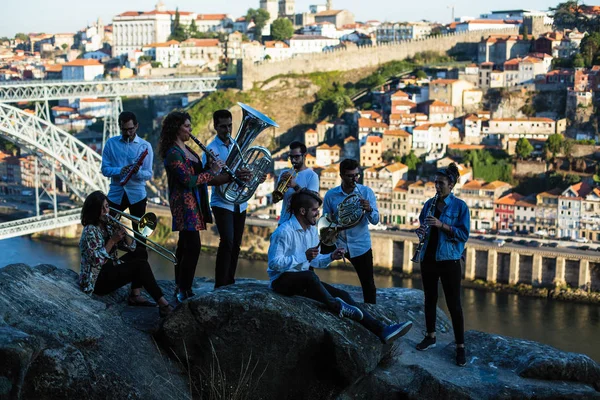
left=119, top=148, right=148, bottom=186
left=411, top=193, right=439, bottom=263
left=189, top=135, right=246, bottom=188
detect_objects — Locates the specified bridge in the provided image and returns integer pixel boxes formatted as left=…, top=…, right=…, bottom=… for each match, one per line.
left=0, top=76, right=232, bottom=238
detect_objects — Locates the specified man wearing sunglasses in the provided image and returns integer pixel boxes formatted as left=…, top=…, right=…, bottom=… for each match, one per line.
left=274, top=141, right=319, bottom=225
left=323, top=158, right=379, bottom=304
left=101, top=111, right=153, bottom=259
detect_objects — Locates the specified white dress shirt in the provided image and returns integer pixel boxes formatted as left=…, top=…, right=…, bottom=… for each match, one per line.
left=267, top=215, right=333, bottom=284
left=101, top=134, right=153, bottom=205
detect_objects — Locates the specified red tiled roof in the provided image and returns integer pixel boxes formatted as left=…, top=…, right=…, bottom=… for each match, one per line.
left=63, top=59, right=102, bottom=66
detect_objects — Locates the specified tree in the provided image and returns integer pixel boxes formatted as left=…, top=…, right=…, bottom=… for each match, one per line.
left=515, top=138, right=534, bottom=159
left=401, top=151, right=420, bottom=171
left=415, top=69, right=427, bottom=79
left=522, top=24, right=529, bottom=41
left=550, top=1, right=587, bottom=31
left=246, top=8, right=270, bottom=42
left=271, top=18, right=294, bottom=41
left=573, top=53, right=585, bottom=68
left=580, top=32, right=600, bottom=68
left=562, top=138, right=575, bottom=171
left=61, top=43, right=68, bottom=51
left=188, top=19, right=198, bottom=37
left=168, top=8, right=187, bottom=42
left=547, top=134, right=564, bottom=158
left=14, top=33, right=29, bottom=42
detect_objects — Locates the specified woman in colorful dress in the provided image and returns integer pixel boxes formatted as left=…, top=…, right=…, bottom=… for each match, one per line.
left=158, top=111, right=224, bottom=303
left=79, top=190, right=173, bottom=317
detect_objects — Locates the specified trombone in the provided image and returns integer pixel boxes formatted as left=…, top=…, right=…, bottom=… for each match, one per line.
left=106, top=207, right=177, bottom=265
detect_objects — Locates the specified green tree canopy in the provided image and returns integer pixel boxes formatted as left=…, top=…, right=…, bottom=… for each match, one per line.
left=15, top=33, right=29, bottom=42
left=547, top=134, right=564, bottom=157
left=401, top=151, right=420, bottom=171
left=246, top=8, right=270, bottom=42
left=580, top=32, right=600, bottom=67
left=168, top=9, right=187, bottom=42
left=515, top=138, right=534, bottom=159
left=550, top=1, right=588, bottom=31
left=415, top=69, right=427, bottom=79
left=188, top=19, right=198, bottom=36
left=271, top=18, right=294, bottom=41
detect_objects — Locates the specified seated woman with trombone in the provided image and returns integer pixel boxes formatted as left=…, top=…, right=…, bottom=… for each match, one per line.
left=79, top=190, right=173, bottom=317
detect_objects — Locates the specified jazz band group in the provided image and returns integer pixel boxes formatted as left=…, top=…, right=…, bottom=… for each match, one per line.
left=79, top=104, right=470, bottom=366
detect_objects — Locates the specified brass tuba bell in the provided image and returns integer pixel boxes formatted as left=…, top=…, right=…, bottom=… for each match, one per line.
left=217, top=103, right=278, bottom=204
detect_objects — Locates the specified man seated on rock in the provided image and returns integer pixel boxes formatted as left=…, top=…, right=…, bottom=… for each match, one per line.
left=267, top=188, right=413, bottom=344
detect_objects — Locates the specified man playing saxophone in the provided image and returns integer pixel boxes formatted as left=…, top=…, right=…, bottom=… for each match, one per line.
left=323, top=159, right=379, bottom=304
left=274, top=141, right=319, bottom=225
left=414, top=163, right=470, bottom=367
left=101, top=111, right=153, bottom=259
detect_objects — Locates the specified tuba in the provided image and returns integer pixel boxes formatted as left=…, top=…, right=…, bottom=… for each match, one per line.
left=217, top=103, right=278, bottom=204
left=317, top=193, right=365, bottom=246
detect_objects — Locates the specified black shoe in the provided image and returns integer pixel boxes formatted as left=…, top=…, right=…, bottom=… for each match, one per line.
left=416, top=335, right=437, bottom=351
left=456, top=347, right=466, bottom=367
left=380, top=321, right=413, bottom=344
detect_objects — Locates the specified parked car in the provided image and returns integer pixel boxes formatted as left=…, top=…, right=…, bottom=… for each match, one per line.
left=388, top=226, right=400, bottom=231
left=575, top=237, right=589, bottom=243
left=474, top=235, right=486, bottom=241
left=498, top=229, right=512, bottom=235
left=493, top=238, right=505, bottom=247
left=546, top=242, right=559, bottom=248
left=504, top=238, right=514, bottom=243
left=528, top=240, right=542, bottom=247
left=256, top=214, right=270, bottom=220
left=516, top=239, right=528, bottom=246
left=578, top=245, right=591, bottom=251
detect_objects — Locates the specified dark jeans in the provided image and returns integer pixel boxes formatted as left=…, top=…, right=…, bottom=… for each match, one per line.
left=93, top=251, right=163, bottom=301
left=212, top=206, right=246, bottom=289
left=348, top=249, right=377, bottom=304
left=421, top=258, right=464, bottom=345
left=108, top=193, right=148, bottom=259
left=272, top=270, right=385, bottom=336
left=175, top=230, right=201, bottom=292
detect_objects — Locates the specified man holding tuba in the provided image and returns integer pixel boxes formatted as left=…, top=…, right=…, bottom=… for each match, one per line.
left=323, top=159, right=379, bottom=304
left=273, top=141, right=319, bottom=225
left=101, top=111, right=153, bottom=259
left=204, top=109, right=265, bottom=289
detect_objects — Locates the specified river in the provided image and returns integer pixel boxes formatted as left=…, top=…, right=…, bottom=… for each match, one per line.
left=1, top=236, right=599, bottom=363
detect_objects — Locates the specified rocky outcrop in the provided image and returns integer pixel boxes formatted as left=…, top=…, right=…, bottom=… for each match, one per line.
left=1, top=263, right=599, bottom=400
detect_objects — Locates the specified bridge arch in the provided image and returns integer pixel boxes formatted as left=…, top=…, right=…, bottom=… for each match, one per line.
left=0, top=103, right=108, bottom=200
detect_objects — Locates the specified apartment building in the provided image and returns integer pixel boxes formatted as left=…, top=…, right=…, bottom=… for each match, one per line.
left=558, top=182, right=592, bottom=239
left=535, top=188, right=561, bottom=236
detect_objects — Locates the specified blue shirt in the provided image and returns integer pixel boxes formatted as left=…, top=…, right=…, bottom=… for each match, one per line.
left=417, top=193, right=470, bottom=262
left=267, top=215, right=334, bottom=285
left=278, top=168, right=319, bottom=225
left=101, top=135, right=153, bottom=205
left=204, top=135, right=248, bottom=213
left=322, top=184, right=379, bottom=258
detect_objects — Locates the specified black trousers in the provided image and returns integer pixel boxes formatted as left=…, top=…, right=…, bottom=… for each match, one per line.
left=348, top=248, right=377, bottom=304
left=421, top=258, right=464, bottom=345
left=272, top=270, right=384, bottom=336
left=175, top=230, right=201, bottom=292
left=93, top=251, right=163, bottom=301
left=212, top=206, right=246, bottom=289
left=108, top=193, right=148, bottom=259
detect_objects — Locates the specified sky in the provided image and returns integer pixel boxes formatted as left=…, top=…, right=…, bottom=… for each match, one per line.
left=2, top=0, right=561, bottom=37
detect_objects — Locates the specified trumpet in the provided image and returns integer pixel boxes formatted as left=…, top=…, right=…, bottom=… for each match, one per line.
left=411, top=193, right=438, bottom=263
left=106, top=207, right=177, bottom=265
left=273, top=169, right=297, bottom=203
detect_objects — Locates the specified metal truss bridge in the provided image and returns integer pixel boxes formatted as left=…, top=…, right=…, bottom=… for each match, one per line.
left=0, top=76, right=233, bottom=102
left=0, top=75, right=233, bottom=239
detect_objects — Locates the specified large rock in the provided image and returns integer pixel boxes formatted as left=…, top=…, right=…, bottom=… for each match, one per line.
left=1, top=263, right=599, bottom=400
left=0, top=263, right=188, bottom=400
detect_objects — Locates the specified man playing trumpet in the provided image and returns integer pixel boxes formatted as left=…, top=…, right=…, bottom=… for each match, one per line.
left=323, top=159, right=379, bottom=304
left=273, top=141, right=319, bottom=225
left=101, top=111, right=153, bottom=259
left=267, top=189, right=412, bottom=344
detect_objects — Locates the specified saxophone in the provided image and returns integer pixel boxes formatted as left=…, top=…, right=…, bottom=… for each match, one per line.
left=411, top=193, right=439, bottom=263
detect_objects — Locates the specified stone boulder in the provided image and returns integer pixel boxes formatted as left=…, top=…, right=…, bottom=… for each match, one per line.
left=0, top=263, right=188, bottom=400
left=1, top=263, right=599, bottom=400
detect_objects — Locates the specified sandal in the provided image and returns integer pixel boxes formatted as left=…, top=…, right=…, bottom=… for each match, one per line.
left=128, top=294, right=157, bottom=307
